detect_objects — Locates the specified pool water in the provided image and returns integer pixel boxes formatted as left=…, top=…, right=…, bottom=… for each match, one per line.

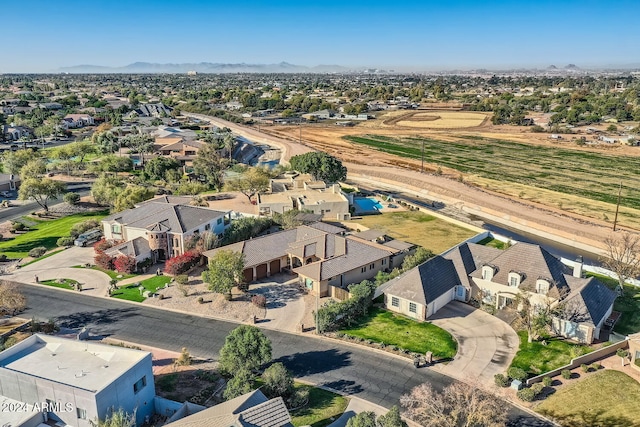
left=354, top=197, right=383, bottom=212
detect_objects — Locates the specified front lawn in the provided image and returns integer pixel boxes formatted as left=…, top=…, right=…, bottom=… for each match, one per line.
left=111, top=275, right=172, bottom=302
left=40, top=278, right=78, bottom=290
left=476, top=236, right=508, bottom=250
left=340, top=308, right=457, bottom=359
left=0, top=212, right=107, bottom=258
left=586, top=272, right=640, bottom=335
left=536, top=370, right=640, bottom=426
left=290, top=384, right=349, bottom=427
left=510, top=331, right=593, bottom=376
left=342, top=211, right=475, bottom=254
left=87, top=266, right=138, bottom=281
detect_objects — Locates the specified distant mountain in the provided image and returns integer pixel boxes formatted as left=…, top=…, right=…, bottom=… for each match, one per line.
left=58, top=61, right=351, bottom=74
left=547, top=65, right=557, bottom=69
left=565, top=64, right=580, bottom=70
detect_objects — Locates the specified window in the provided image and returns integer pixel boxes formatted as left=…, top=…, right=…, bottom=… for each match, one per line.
left=325, top=209, right=331, bottom=213
left=133, top=376, right=147, bottom=394
left=536, top=280, right=549, bottom=295
left=509, top=276, right=519, bottom=287
left=409, top=302, right=417, bottom=313
left=205, top=224, right=211, bottom=231
left=111, top=224, right=121, bottom=235
left=217, top=218, right=222, bottom=225
left=391, top=297, right=399, bottom=307
left=361, top=267, right=366, bottom=273
left=382, top=259, right=386, bottom=265
left=482, top=266, right=494, bottom=281
left=77, top=408, right=87, bottom=419
left=369, top=263, right=375, bottom=270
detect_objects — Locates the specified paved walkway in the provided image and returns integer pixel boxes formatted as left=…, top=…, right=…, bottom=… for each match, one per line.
left=429, top=301, right=520, bottom=386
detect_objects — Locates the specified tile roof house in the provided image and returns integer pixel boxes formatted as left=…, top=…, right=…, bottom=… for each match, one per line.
left=165, top=389, right=293, bottom=427
left=102, top=197, right=231, bottom=262
left=204, top=224, right=414, bottom=298
left=62, top=113, right=95, bottom=129
left=384, top=241, right=616, bottom=344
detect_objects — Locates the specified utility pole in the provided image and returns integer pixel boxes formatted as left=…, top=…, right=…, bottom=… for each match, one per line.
left=613, top=180, right=622, bottom=231
left=421, top=140, right=425, bottom=173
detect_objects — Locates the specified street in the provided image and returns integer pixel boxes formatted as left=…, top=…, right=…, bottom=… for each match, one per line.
left=19, top=284, right=548, bottom=425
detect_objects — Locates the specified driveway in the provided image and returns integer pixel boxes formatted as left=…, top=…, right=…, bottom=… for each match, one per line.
left=7, top=246, right=111, bottom=296
left=429, top=302, right=519, bottom=386
left=250, top=274, right=306, bottom=333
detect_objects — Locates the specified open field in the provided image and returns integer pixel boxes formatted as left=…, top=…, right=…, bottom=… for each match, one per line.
left=536, top=370, right=640, bottom=426
left=381, top=110, right=488, bottom=129
left=341, top=211, right=476, bottom=253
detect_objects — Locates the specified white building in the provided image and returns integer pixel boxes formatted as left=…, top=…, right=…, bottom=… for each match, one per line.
left=0, top=334, right=155, bottom=427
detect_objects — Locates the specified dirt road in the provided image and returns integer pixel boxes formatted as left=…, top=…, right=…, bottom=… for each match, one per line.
left=185, top=113, right=626, bottom=253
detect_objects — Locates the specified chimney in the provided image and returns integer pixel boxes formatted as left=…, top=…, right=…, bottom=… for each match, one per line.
left=573, top=255, right=583, bottom=278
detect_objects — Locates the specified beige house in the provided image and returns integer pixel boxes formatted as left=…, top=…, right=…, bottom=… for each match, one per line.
left=257, top=172, right=351, bottom=221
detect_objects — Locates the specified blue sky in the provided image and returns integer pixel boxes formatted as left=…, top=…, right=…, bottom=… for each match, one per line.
left=5, top=0, right=639, bottom=72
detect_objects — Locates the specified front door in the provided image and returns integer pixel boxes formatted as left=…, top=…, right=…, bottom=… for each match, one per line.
left=455, top=286, right=466, bottom=301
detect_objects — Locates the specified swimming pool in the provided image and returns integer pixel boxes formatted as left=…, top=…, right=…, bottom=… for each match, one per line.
left=353, top=197, right=383, bottom=212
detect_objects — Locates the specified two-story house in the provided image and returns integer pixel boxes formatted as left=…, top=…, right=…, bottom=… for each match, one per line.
left=62, top=114, right=95, bottom=129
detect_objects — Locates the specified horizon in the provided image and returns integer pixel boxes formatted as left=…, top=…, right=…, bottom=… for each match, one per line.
left=4, top=0, right=640, bottom=73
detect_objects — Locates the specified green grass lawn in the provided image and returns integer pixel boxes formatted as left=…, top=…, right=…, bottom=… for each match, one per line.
left=476, top=236, right=508, bottom=250
left=343, top=211, right=475, bottom=254
left=85, top=266, right=138, bottom=281
left=0, top=212, right=107, bottom=258
left=510, top=331, right=593, bottom=376
left=20, top=248, right=66, bottom=266
left=536, top=370, right=640, bottom=426
left=111, top=275, right=172, bottom=302
left=290, top=384, right=349, bottom=427
left=586, top=272, right=640, bottom=335
left=40, top=278, right=78, bottom=290
left=340, top=308, right=457, bottom=359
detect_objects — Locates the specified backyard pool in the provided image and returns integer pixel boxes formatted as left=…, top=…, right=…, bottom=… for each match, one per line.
left=353, top=197, right=384, bottom=214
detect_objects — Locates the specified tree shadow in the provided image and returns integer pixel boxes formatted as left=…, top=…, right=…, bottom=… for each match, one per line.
left=274, top=349, right=352, bottom=377
left=537, top=409, right=637, bottom=427
left=54, top=307, right=137, bottom=329
left=322, top=379, right=363, bottom=395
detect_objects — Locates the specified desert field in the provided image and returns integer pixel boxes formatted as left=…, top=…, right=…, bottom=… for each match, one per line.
left=375, top=110, right=489, bottom=129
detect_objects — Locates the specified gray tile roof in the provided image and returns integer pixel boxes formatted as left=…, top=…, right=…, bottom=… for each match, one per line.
left=352, top=229, right=387, bottom=241
left=203, top=229, right=299, bottom=268
left=443, top=242, right=502, bottom=289
left=562, top=276, right=617, bottom=327
left=239, top=396, right=293, bottom=427
left=104, top=237, right=151, bottom=258
left=384, top=255, right=461, bottom=305
left=382, top=240, right=415, bottom=252
left=307, top=221, right=344, bottom=234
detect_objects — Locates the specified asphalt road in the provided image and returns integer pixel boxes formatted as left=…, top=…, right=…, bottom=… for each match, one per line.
left=0, top=185, right=90, bottom=223
left=19, top=284, right=548, bottom=425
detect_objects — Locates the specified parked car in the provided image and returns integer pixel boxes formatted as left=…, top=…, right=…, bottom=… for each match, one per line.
left=74, top=229, right=103, bottom=247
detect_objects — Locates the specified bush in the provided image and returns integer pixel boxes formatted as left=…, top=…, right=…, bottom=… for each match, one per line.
left=95, top=252, right=114, bottom=270
left=561, top=369, right=572, bottom=380
left=57, top=237, right=74, bottom=247
left=508, top=367, right=528, bottom=382
left=288, top=387, right=310, bottom=409
left=590, top=363, right=601, bottom=371
left=252, top=294, right=267, bottom=308
left=581, top=363, right=589, bottom=373
left=517, top=388, right=536, bottom=402
left=197, top=296, right=204, bottom=304
left=114, top=256, right=136, bottom=274
left=542, top=376, right=552, bottom=387
left=165, top=250, right=201, bottom=275
left=63, top=192, right=80, bottom=205
left=11, top=222, right=25, bottom=231
left=94, top=238, right=114, bottom=253
left=175, top=274, right=189, bottom=285
left=28, top=247, right=47, bottom=258
left=70, top=220, right=100, bottom=239
left=174, top=347, right=192, bottom=366
left=531, top=383, right=545, bottom=396
left=494, top=373, right=509, bottom=387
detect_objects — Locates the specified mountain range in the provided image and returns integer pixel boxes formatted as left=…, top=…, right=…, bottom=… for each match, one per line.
left=58, top=61, right=351, bottom=74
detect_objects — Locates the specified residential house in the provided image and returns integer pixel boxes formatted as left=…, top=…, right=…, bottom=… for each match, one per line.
left=2, top=125, right=31, bottom=141
left=128, top=103, right=173, bottom=118
left=257, top=173, right=351, bottom=221
left=384, top=241, right=616, bottom=344
left=0, top=334, right=155, bottom=427
left=101, top=196, right=231, bottom=262
left=152, top=126, right=198, bottom=148
left=62, top=113, right=95, bottom=129
left=158, top=139, right=204, bottom=170
left=0, top=173, right=19, bottom=192
left=204, top=223, right=413, bottom=298
left=165, top=389, right=292, bottom=427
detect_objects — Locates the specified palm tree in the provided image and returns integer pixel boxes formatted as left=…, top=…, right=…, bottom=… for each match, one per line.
left=223, top=134, right=235, bottom=160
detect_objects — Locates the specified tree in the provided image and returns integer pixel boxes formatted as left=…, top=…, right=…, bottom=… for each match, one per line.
left=401, top=247, right=434, bottom=271
left=202, top=250, right=245, bottom=299
left=91, top=155, right=133, bottom=174
left=514, top=291, right=560, bottom=343
left=114, top=256, right=137, bottom=274
left=18, top=178, right=66, bottom=213
left=19, top=158, right=47, bottom=180
left=348, top=280, right=376, bottom=316
left=0, top=282, right=26, bottom=315
left=92, top=174, right=125, bottom=206
left=601, top=232, right=640, bottom=291
left=89, top=408, right=135, bottom=427
left=63, top=192, right=81, bottom=205
left=346, top=412, right=377, bottom=427
left=192, top=143, right=227, bottom=189
left=3, top=149, right=38, bottom=175
left=377, top=406, right=407, bottom=427
left=223, top=133, right=235, bottom=160
left=261, top=362, right=294, bottom=399
left=143, top=156, right=181, bottom=181
left=112, top=185, right=154, bottom=212
left=218, top=325, right=272, bottom=375
left=400, top=382, right=506, bottom=427
left=289, top=152, right=347, bottom=183
left=122, top=133, right=154, bottom=167
left=225, top=167, right=271, bottom=202
left=223, top=368, right=254, bottom=400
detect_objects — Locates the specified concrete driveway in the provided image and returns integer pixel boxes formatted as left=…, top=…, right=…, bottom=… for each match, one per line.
left=7, top=246, right=111, bottom=296
left=249, top=274, right=306, bottom=332
left=429, top=301, right=519, bottom=386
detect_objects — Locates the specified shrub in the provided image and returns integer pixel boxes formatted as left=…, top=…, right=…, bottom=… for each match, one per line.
left=507, top=367, right=528, bottom=382
left=63, top=192, right=80, bottom=205
left=542, top=376, right=552, bottom=387
left=177, top=283, right=188, bottom=297
left=11, top=222, right=25, bottom=231
left=197, top=296, right=204, bottom=304
left=57, top=236, right=74, bottom=247
left=137, top=257, right=152, bottom=272
left=581, top=363, right=589, bottom=373
left=164, top=250, right=201, bottom=275
left=174, top=347, right=192, bottom=366
left=494, top=373, right=509, bottom=388
left=561, top=369, right=572, bottom=380
left=531, top=383, right=545, bottom=396
left=114, top=256, right=136, bottom=274
left=517, top=388, right=536, bottom=402
left=175, top=274, right=189, bottom=285
left=28, top=247, right=47, bottom=258
left=94, top=238, right=114, bottom=253
left=288, top=387, right=310, bottom=409
left=70, top=220, right=100, bottom=239
left=252, top=294, right=267, bottom=308
left=95, top=252, right=114, bottom=270
left=3, top=336, right=18, bottom=349
left=590, top=363, right=601, bottom=371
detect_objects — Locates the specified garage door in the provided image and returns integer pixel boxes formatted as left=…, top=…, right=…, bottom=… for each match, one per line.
left=269, top=259, right=281, bottom=275
left=243, top=268, right=253, bottom=283
left=256, top=264, right=268, bottom=279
